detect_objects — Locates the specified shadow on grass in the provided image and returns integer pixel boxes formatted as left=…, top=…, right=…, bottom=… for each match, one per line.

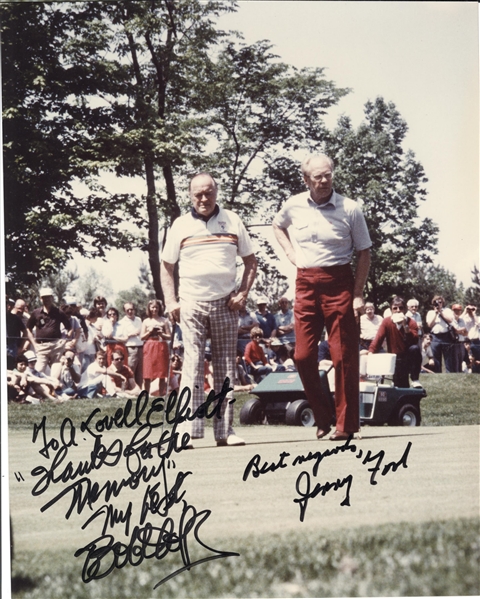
left=11, top=575, right=37, bottom=594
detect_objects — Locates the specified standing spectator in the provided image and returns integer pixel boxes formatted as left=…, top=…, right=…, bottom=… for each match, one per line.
left=255, top=296, right=277, bottom=339
left=359, top=302, right=383, bottom=350
left=26, top=288, right=71, bottom=373
left=406, top=298, right=424, bottom=350
left=102, top=307, right=128, bottom=366
left=6, top=299, right=28, bottom=369
left=119, top=302, right=144, bottom=388
left=274, top=297, right=296, bottom=348
left=273, top=153, right=371, bottom=441
left=451, top=304, right=468, bottom=373
left=426, top=295, right=456, bottom=373
left=107, top=350, right=142, bottom=397
left=462, top=305, right=480, bottom=362
left=368, top=296, right=422, bottom=388
left=237, top=305, right=259, bottom=354
left=244, top=327, right=273, bottom=383
left=61, top=298, right=82, bottom=356
left=161, top=172, right=257, bottom=447
left=82, top=308, right=103, bottom=371
left=141, top=299, right=171, bottom=396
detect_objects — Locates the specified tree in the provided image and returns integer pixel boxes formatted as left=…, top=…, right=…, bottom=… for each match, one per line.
left=53, top=0, right=238, bottom=300
left=1, top=2, right=136, bottom=289
left=200, top=40, right=349, bottom=219
left=324, top=97, right=439, bottom=307
left=71, top=267, right=114, bottom=308
left=115, top=285, right=154, bottom=319
left=464, top=265, right=480, bottom=307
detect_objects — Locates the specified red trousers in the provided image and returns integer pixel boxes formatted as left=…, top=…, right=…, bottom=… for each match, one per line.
left=294, top=265, right=359, bottom=433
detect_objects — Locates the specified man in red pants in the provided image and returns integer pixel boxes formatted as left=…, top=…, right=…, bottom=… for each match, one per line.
left=273, top=154, right=371, bottom=441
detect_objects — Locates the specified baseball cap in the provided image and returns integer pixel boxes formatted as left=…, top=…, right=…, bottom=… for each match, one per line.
left=256, top=295, right=269, bottom=305
left=64, top=296, right=77, bottom=305
left=24, top=350, right=37, bottom=362
left=39, top=287, right=54, bottom=297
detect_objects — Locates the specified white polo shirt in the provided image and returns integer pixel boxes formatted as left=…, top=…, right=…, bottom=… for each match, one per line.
left=161, top=207, right=254, bottom=301
left=273, top=191, right=371, bottom=268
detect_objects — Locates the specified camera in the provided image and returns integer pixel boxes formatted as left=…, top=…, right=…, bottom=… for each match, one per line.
left=433, top=300, right=441, bottom=308
left=467, top=305, right=476, bottom=312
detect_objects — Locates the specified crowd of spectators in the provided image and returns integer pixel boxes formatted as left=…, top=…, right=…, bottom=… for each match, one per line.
left=5, top=287, right=480, bottom=404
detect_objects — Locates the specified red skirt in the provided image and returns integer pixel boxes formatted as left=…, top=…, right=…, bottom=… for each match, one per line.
left=143, top=339, right=169, bottom=379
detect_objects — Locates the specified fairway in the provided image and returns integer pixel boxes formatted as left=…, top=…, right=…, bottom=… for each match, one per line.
left=7, top=409, right=480, bottom=597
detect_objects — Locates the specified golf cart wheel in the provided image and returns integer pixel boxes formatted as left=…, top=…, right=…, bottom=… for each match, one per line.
left=396, top=404, right=421, bottom=426
left=239, top=398, right=265, bottom=425
left=285, top=399, right=315, bottom=427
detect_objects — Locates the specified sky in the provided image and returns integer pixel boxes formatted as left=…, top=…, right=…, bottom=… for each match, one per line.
left=68, top=1, right=478, bottom=296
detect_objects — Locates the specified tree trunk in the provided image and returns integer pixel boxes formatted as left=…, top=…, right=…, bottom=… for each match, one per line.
left=145, top=155, right=163, bottom=302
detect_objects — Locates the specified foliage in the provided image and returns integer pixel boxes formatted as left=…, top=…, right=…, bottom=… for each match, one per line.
left=373, top=263, right=465, bottom=314
left=2, top=1, right=350, bottom=300
left=464, top=265, right=480, bottom=307
left=1, top=2, right=137, bottom=289
left=114, top=285, right=155, bottom=318
left=69, top=267, right=114, bottom=308
left=10, top=518, right=480, bottom=597
left=201, top=40, right=349, bottom=218
left=324, top=97, right=439, bottom=307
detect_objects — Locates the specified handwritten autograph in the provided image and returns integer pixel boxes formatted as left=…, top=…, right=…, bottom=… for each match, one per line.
left=243, top=436, right=412, bottom=522
left=30, top=379, right=239, bottom=589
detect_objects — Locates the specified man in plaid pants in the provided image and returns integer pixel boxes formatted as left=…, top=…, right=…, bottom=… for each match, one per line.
left=161, top=173, right=257, bottom=447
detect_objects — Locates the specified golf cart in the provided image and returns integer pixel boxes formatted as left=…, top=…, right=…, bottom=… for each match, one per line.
left=239, top=353, right=426, bottom=427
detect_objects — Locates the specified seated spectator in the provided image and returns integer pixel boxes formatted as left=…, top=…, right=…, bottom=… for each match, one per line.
left=7, top=356, right=40, bottom=403
left=23, top=350, right=58, bottom=400
left=368, top=296, right=422, bottom=388
left=255, top=296, right=277, bottom=340
left=274, top=297, right=295, bottom=349
left=275, top=344, right=296, bottom=371
left=244, top=327, right=273, bottom=383
left=169, top=353, right=183, bottom=393
left=317, top=338, right=331, bottom=362
left=78, top=350, right=113, bottom=398
left=102, top=307, right=128, bottom=366
left=50, top=349, right=81, bottom=398
left=451, top=304, right=468, bottom=373
left=107, top=350, right=142, bottom=397
left=421, top=334, right=435, bottom=373
left=359, top=302, right=383, bottom=350
left=464, top=340, right=480, bottom=374
left=234, top=350, right=254, bottom=390
left=141, top=299, right=171, bottom=396
left=237, top=305, right=259, bottom=355
left=204, top=350, right=214, bottom=392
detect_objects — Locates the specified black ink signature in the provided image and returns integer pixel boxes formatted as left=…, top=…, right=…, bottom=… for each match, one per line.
left=75, top=500, right=239, bottom=589
left=242, top=436, right=413, bottom=522
left=30, top=379, right=239, bottom=589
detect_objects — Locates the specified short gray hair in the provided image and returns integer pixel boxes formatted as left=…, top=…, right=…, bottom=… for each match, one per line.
left=301, top=154, right=335, bottom=177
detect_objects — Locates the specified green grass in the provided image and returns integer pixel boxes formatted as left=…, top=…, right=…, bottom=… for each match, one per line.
left=8, top=373, right=479, bottom=431
left=10, top=517, right=480, bottom=598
